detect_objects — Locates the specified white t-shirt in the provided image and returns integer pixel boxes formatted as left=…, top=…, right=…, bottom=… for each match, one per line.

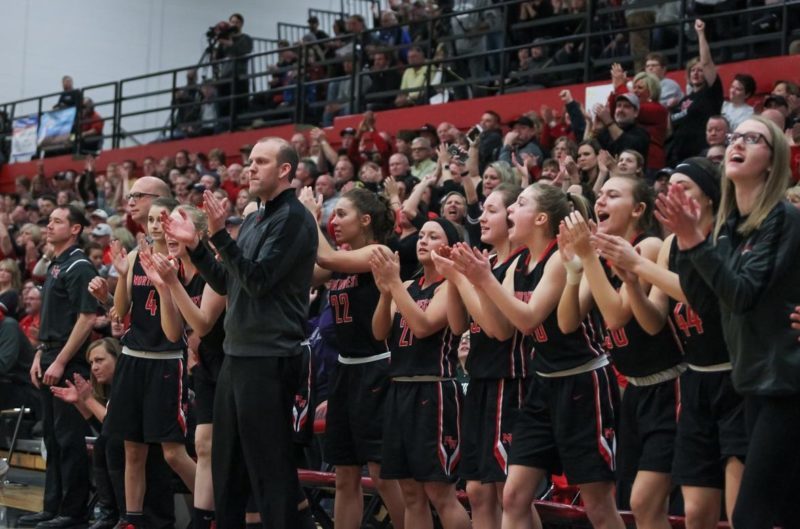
left=722, top=101, right=754, bottom=131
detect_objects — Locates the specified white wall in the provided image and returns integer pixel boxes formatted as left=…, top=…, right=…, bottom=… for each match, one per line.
left=0, top=0, right=345, bottom=143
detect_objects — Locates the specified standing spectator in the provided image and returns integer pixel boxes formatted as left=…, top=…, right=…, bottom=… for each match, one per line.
left=645, top=52, right=684, bottom=108
left=322, top=56, right=370, bottom=126
left=609, top=65, right=668, bottom=169
left=306, top=16, right=329, bottom=41
left=20, top=206, right=97, bottom=529
left=593, top=93, right=652, bottom=164
left=625, top=0, right=657, bottom=72
left=722, top=74, right=756, bottom=130
left=54, top=76, right=81, bottom=110
left=79, top=98, right=104, bottom=153
left=498, top=116, right=544, bottom=165
left=214, top=13, right=253, bottom=123
left=164, top=137, right=318, bottom=529
left=477, top=110, right=504, bottom=174
left=668, top=20, right=722, bottom=164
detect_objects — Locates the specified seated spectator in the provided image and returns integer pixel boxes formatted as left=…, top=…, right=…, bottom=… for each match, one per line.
left=592, top=93, right=651, bottom=164
left=705, top=144, right=726, bottom=165
left=0, top=259, right=21, bottom=318
left=771, top=80, right=800, bottom=126
left=295, top=159, right=319, bottom=189
left=705, top=115, right=729, bottom=151
left=722, top=74, right=756, bottom=130
left=609, top=65, right=667, bottom=169
left=291, top=133, right=310, bottom=158
left=79, top=98, right=104, bottom=152
left=668, top=19, right=722, bottom=164
left=220, top=163, right=244, bottom=201
left=508, top=39, right=552, bottom=90
left=54, top=75, right=81, bottom=110
left=0, top=310, right=38, bottom=421
left=645, top=52, right=684, bottom=108
left=315, top=174, right=339, bottom=223
left=388, top=152, right=415, bottom=185
left=395, top=46, right=431, bottom=107
left=499, top=116, right=544, bottom=165
left=786, top=185, right=800, bottom=208
left=19, top=285, right=41, bottom=347
left=364, top=49, right=401, bottom=110
left=89, top=223, right=113, bottom=266
left=322, top=55, right=371, bottom=126
left=409, top=137, right=437, bottom=178
left=333, top=158, right=356, bottom=188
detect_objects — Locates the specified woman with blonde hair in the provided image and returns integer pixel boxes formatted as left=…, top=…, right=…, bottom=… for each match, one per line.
left=0, top=258, right=22, bottom=317
left=662, top=115, right=800, bottom=527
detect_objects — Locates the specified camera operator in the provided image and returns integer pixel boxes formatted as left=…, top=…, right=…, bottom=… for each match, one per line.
left=211, top=13, right=253, bottom=125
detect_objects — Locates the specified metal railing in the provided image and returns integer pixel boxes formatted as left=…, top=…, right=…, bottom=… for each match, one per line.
left=1, top=0, right=797, bottom=162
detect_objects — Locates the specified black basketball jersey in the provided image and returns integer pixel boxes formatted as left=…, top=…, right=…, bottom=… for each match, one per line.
left=388, top=276, right=458, bottom=378
left=602, top=235, right=683, bottom=377
left=513, top=242, right=607, bottom=375
left=120, top=253, right=187, bottom=352
left=184, top=273, right=225, bottom=379
left=467, top=248, right=529, bottom=380
left=328, top=271, right=387, bottom=359
left=667, top=237, right=729, bottom=367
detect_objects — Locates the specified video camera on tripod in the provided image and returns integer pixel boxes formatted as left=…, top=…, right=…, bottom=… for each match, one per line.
left=206, top=20, right=236, bottom=40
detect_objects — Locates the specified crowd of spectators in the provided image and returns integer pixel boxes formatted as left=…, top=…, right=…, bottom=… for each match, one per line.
left=166, top=1, right=798, bottom=134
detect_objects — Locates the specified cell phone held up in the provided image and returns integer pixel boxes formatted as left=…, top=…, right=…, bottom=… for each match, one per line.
left=466, top=124, right=483, bottom=144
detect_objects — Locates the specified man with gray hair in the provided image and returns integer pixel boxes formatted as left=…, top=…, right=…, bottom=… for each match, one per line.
left=410, top=137, right=436, bottom=178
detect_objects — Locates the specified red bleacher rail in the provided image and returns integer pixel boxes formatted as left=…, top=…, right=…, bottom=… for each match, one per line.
left=2, top=55, right=798, bottom=193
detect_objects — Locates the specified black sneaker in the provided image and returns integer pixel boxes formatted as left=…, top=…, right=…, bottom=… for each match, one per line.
left=16, top=512, right=55, bottom=527
left=35, top=515, right=89, bottom=529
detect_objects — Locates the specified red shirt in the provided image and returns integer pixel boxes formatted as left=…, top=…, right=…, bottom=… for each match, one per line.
left=81, top=111, right=104, bottom=136
left=221, top=180, right=243, bottom=202
left=20, top=313, right=40, bottom=345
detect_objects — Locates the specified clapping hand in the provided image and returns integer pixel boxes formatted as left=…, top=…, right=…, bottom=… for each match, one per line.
left=202, top=190, right=229, bottom=236
left=655, top=184, right=704, bottom=250
left=161, top=209, right=199, bottom=249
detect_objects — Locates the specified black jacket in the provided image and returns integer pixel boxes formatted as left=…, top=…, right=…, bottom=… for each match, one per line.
left=189, top=189, right=318, bottom=358
left=677, top=201, right=800, bottom=396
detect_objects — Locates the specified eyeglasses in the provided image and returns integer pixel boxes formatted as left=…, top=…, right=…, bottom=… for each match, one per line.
left=725, top=132, right=773, bottom=150
left=125, top=192, right=160, bottom=201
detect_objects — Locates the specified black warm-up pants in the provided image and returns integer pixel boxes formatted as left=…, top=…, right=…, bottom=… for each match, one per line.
left=41, top=360, right=91, bottom=518
left=732, top=394, right=800, bottom=529
left=212, top=354, right=303, bottom=529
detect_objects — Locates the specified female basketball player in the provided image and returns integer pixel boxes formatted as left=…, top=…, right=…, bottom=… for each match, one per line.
left=370, top=218, right=471, bottom=529
left=299, top=186, right=406, bottom=529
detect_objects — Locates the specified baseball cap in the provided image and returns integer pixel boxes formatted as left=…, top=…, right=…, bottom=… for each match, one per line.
left=340, top=127, right=356, bottom=137
left=616, top=93, right=640, bottom=111
left=91, top=223, right=113, bottom=237
left=509, top=116, right=535, bottom=128
left=90, top=209, right=108, bottom=220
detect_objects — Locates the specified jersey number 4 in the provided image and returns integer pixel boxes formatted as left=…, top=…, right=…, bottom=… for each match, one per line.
left=673, top=303, right=704, bottom=336
left=330, top=293, right=353, bottom=324
left=145, top=290, right=159, bottom=316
